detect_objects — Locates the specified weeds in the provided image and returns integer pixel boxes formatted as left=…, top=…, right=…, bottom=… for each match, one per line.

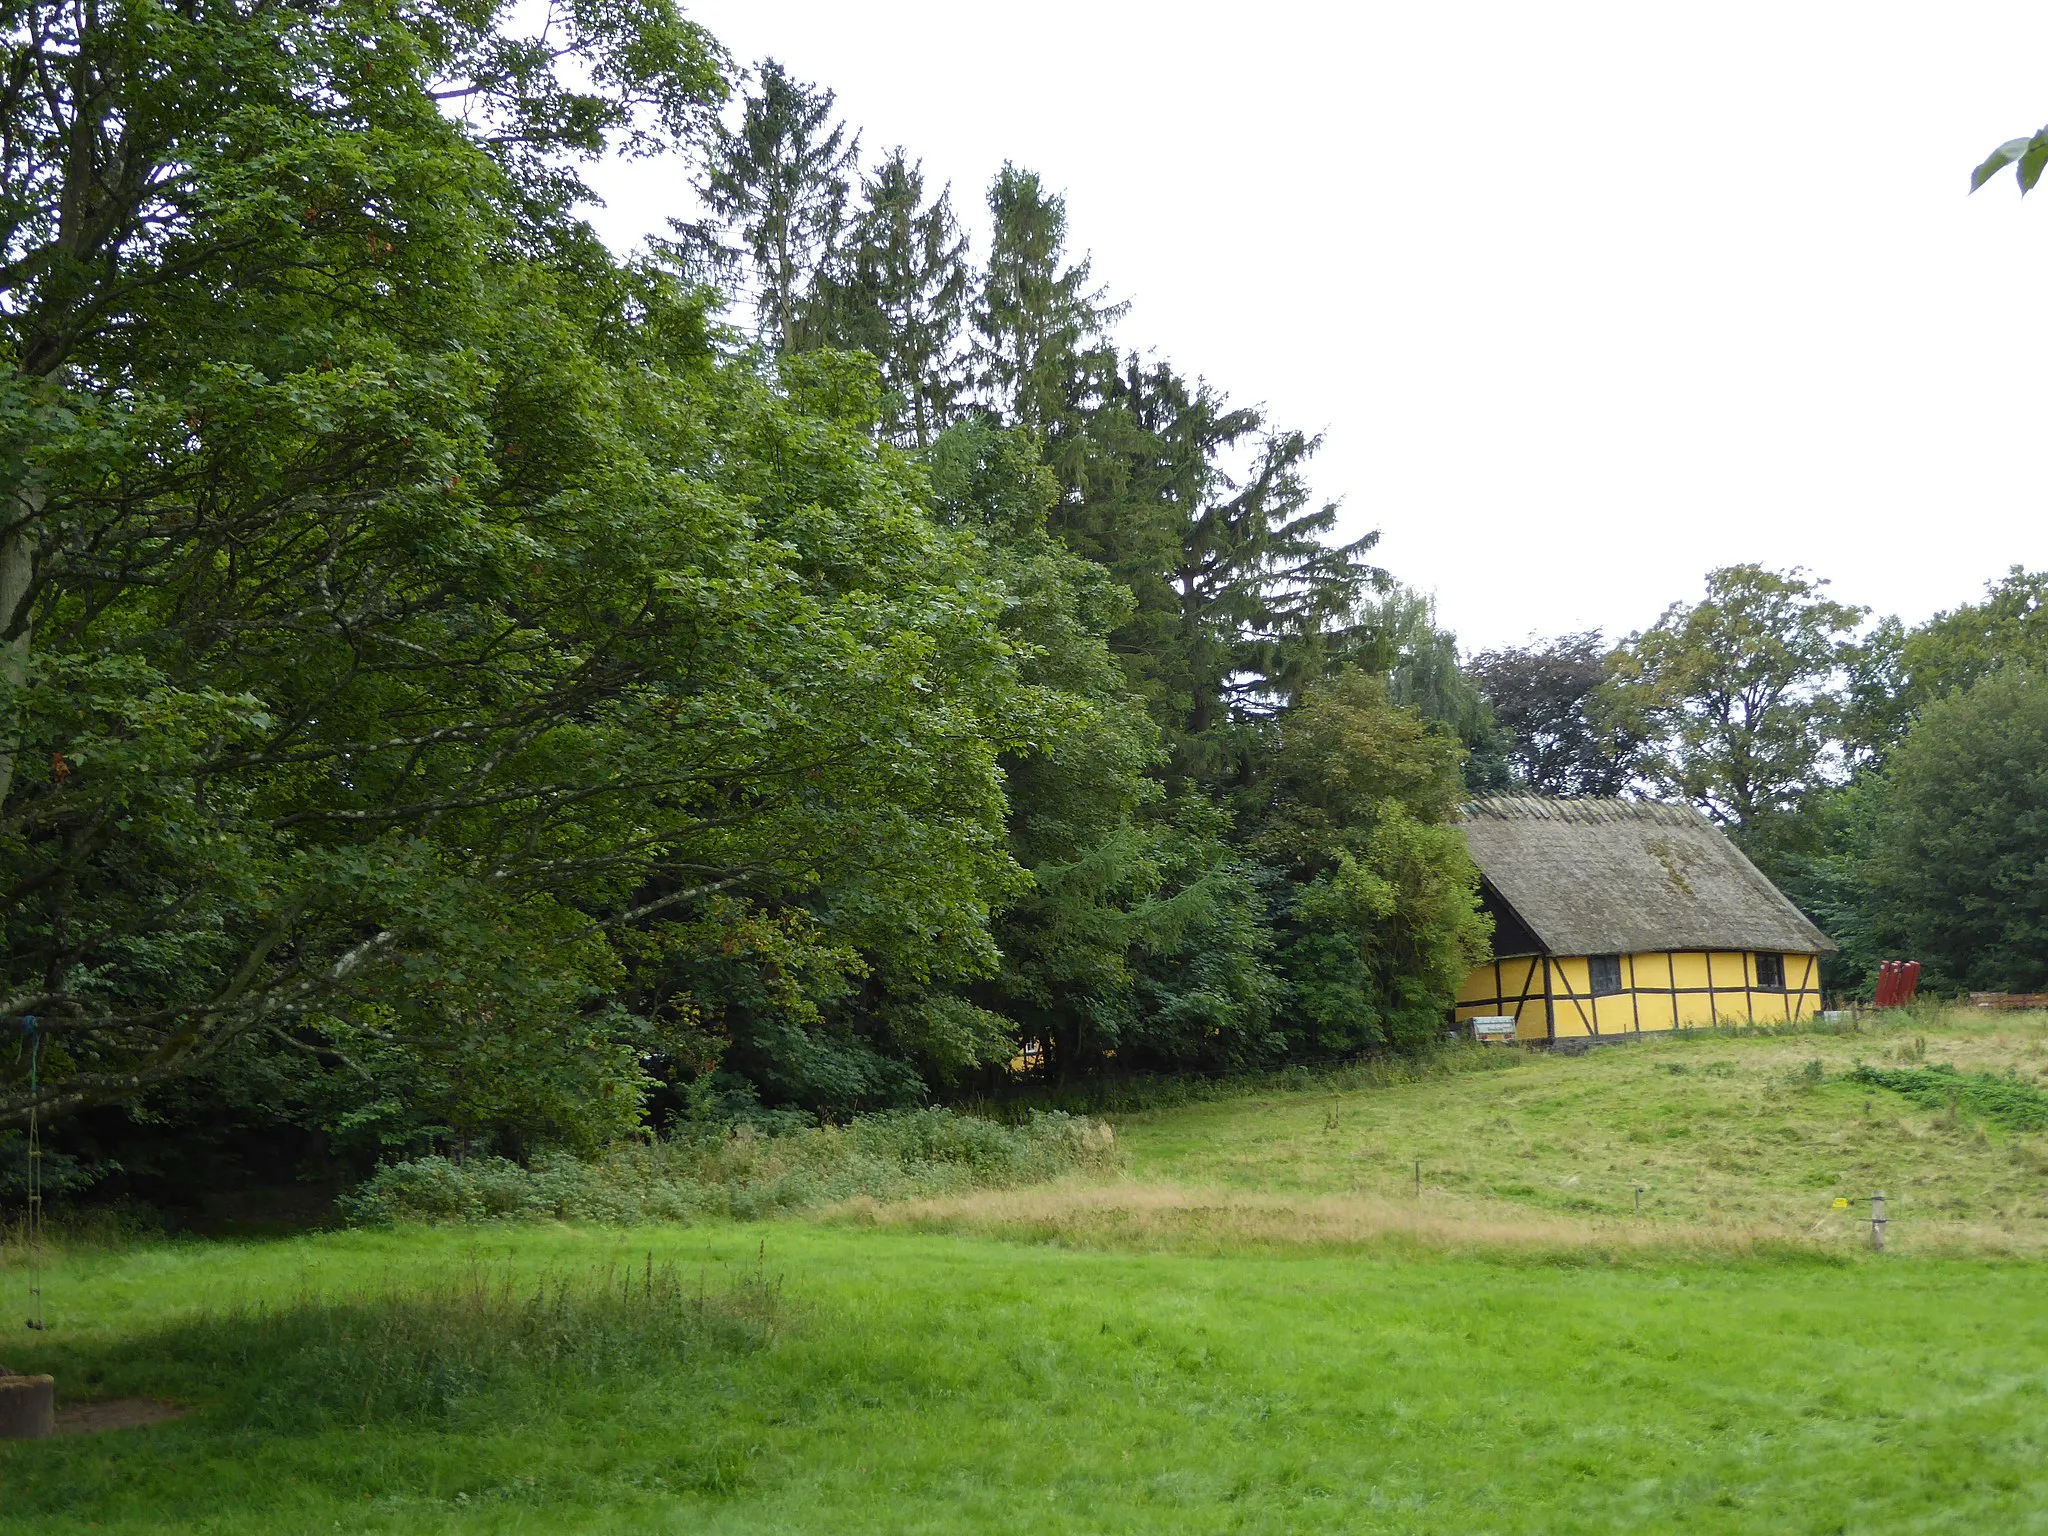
left=1848, top=1064, right=2048, bottom=1132
left=345, top=1109, right=1120, bottom=1227
left=49, top=1256, right=783, bottom=1431
left=839, top=1181, right=1852, bottom=1267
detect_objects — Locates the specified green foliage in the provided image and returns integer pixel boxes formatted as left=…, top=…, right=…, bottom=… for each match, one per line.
left=970, top=163, right=1125, bottom=448
left=1973, top=125, right=2048, bottom=194
left=1843, top=568, right=2048, bottom=759
left=0, top=7, right=1075, bottom=1139
left=1094, top=362, right=1385, bottom=785
left=824, top=150, right=973, bottom=446
left=1603, top=565, right=1865, bottom=840
left=1847, top=1063, right=2048, bottom=1131
left=1758, top=777, right=1889, bottom=996
left=0, top=0, right=1528, bottom=1173
left=1358, top=585, right=1513, bottom=792
left=672, top=57, right=859, bottom=348
left=1861, top=668, right=2048, bottom=992
left=1258, top=671, right=1489, bottom=1053
left=341, top=1109, right=1119, bottom=1224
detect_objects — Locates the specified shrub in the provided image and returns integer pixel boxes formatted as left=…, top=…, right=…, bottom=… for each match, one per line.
left=343, top=1109, right=1119, bottom=1226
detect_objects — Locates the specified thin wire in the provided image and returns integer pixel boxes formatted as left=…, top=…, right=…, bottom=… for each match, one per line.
left=24, top=1018, right=42, bottom=1332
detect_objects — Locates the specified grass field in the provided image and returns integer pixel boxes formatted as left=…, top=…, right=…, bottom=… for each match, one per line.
left=6, top=1007, right=2048, bottom=1533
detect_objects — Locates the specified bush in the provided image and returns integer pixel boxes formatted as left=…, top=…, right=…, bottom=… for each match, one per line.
left=343, top=1108, right=1119, bottom=1226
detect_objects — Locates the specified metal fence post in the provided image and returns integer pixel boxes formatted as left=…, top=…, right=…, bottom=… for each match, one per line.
left=1870, top=1191, right=1887, bottom=1253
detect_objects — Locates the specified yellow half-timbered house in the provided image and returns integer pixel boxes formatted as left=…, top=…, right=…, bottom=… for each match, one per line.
left=1454, top=797, right=1833, bottom=1042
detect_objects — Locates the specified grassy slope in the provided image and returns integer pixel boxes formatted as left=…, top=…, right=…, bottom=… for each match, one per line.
left=4, top=1008, right=2048, bottom=1534
left=1109, top=1009, right=2048, bottom=1252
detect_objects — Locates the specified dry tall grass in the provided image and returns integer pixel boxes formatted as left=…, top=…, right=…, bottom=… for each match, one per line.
left=826, top=1177, right=1857, bottom=1261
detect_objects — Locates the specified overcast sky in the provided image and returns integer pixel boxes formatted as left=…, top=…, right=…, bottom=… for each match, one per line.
left=580, top=2, right=2048, bottom=654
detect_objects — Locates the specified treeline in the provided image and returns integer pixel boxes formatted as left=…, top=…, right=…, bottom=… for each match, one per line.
left=1472, top=564, right=2048, bottom=999
left=0, top=8, right=1502, bottom=1205
left=1, top=5, right=2034, bottom=1210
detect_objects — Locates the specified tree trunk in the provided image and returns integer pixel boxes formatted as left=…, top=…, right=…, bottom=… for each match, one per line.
left=0, top=482, right=44, bottom=807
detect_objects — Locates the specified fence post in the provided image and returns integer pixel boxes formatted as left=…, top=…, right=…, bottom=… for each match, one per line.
left=1870, top=1191, right=1887, bottom=1253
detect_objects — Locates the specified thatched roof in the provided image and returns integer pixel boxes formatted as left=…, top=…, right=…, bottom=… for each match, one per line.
left=1458, top=796, right=1835, bottom=957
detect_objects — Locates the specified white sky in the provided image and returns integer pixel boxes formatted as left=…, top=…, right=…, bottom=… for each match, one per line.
left=580, top=2, right=2048, bottom=654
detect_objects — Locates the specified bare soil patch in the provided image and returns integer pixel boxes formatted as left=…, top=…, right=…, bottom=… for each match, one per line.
left=55, top=1397, right=188, bottom=1435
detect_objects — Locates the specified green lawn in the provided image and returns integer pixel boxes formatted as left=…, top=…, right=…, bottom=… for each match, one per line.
left=7, top=1011, right=2048, bottom=1533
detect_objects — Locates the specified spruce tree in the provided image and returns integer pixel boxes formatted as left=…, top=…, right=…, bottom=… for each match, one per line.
left=828, top=150, right=973, bottom=446
left=674, top=58, right=859, bottom=351
left=1085, top=361, right=1385, bottom=789
left=971, top=164, right=1126, bottom=462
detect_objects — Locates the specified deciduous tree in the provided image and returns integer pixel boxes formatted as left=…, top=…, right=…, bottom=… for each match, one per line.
left=1863, top=668, right=2048, bottom=992
left=1602, top=566, right=1864, bottom=841
left=1467, top=632, right=1635, bottom=796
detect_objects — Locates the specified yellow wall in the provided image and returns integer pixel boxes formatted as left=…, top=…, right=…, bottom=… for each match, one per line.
left=1453, top=951, right=1822, bottom=1041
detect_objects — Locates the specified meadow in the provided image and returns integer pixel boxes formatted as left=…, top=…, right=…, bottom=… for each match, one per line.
left=5, top=1007, right=2048, bottom=1534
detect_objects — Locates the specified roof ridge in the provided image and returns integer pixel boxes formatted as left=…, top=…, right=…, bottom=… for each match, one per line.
left=1459, top=795, right=1707, bottom=827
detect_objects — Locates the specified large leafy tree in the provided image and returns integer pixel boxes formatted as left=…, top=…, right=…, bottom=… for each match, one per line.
left=1840, top=568, right=2048, bottom=760
left=0, top=0, right=724, bottom=805
left=1602, top=566, right=1864, bottom=841
left=0, top=6, right=1052, bottom=1133
left=1467, top=631, right=1635, bottom=797
left=0, top=0, right=709, bottom=1126
left=1254, top=670, right=1488, bottom=1054
left=1356, top=586, right=1511, bottom=793
left=1862, top=668, right=2048, bottom=992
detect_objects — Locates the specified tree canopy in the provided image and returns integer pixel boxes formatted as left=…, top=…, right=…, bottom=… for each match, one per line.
left=0, top=21, right=1504, bottom=1179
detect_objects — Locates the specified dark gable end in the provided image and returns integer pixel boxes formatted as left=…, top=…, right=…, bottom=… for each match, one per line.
left=1458, top=796, right=1836, bottom=958
left=1478, top=878, right=1545, bottom=957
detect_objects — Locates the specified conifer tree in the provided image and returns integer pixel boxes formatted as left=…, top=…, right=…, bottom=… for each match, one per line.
left=1085, top=361, right=1385, bottom=788
left=675, top=58, right=859, bottom=351
left=827, top=151, right=972, bottom=446
left=971, top=165, right=1126, bottom=460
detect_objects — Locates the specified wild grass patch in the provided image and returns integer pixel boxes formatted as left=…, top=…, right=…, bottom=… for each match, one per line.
left=1848, top=1062, right=2048, bottom=1131
left=50, top=1256, right=784, bottom=1432
left=833, top=1179, right=1851, bottom=1266
left=344, top=1108, right=1120, bottom=1226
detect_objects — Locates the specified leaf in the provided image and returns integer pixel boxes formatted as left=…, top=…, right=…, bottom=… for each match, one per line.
left=2020, top=140, right=2048, bottom=195
left=1970, top=138, right=2024, bottom=192
left=1971, top=130, right=2048, bottom=194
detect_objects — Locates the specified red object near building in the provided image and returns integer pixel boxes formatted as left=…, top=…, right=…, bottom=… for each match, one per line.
left=1873, top=960, right=1921, bottom=1008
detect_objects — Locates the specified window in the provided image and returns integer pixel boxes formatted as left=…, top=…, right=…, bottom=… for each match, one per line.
left=1755, top=953, right=1786, bottom=991
left=1588, top=954, right=1623, bottom=996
